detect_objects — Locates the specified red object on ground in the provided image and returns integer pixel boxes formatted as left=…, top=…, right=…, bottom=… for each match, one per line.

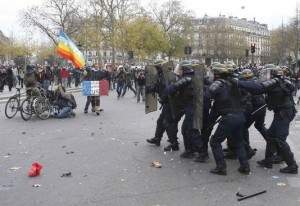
left=28, top=162, right=43, bottom=177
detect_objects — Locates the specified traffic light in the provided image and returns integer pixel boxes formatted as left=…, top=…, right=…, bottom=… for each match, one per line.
left=128, top=51, right=133, bottom=59
left=250, top=43, right=256, bottom=54
left=184, top=46, right=192, bottom=55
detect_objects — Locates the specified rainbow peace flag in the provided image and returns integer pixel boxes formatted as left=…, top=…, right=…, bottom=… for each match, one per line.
left=57, top=30, right=85, bottom=68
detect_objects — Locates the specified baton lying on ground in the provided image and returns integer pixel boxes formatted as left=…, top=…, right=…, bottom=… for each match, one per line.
left=237, top=190, right=267, bottom=201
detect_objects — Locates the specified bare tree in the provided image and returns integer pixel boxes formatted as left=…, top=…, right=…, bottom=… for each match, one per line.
left=148, top=0, right=193, bottom=60
left=20, top=0, right=84, bottom=45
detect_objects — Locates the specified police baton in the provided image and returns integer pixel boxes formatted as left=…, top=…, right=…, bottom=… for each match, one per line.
left=206, top=116, right=222, bottom=131
left=251, top=104, right=267, bottom=116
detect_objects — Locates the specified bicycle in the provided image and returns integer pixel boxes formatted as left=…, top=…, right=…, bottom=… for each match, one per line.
left=5, top=88, right=22, bottom=119
left=20, top=86, right=46, bottom=121
left=34, top=90, right=59, bottom=120
left=20, top=89, right=38, bottom=121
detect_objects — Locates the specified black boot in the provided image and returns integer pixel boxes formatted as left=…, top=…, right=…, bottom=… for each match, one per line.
left=257, top=159, right=273, bottom=168
left=146, top=138, right=160, bottom=146
left=194, top=149, right=209, bottom=163
left=163, top=120, right=179, bottom=151
left=210, top=165, right=227, bottom=175
left=279, top=162, right=298, bottom=174
left=246, top=147, right=256, bottom=160
left=272, top=155, right=284, bottom=164
left=238, top=164, right=251, bottom=175
left=224, top=150, right=237, bottom=159
left=180, top=150, right=195, bottom=158
left=164, top=142, right=179, bottom=151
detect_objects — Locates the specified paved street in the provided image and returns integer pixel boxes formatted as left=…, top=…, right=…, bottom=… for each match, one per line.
left=0, top=86, right=300, bottom=206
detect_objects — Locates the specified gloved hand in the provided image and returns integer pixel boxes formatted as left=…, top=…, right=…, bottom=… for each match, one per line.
left=230, top=77, right=239, bottom=85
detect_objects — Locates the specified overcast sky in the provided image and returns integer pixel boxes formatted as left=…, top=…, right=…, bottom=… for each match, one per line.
left=0, top=0, right=299, bottom=38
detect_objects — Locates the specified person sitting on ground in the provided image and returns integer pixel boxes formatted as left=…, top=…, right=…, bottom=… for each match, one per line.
left=52, top=85, right=76, bottom=118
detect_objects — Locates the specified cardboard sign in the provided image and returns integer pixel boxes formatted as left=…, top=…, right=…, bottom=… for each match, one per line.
left=82, top=80, right=109, bottom=96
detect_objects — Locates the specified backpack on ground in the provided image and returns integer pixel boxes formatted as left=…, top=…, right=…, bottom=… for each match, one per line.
left=67, top=93, right=77, bottom=109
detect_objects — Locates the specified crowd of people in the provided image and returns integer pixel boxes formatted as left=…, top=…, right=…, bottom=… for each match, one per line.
left=2, top=61, right=299, bottom=176
left=145, top=60, right=299, bottom=176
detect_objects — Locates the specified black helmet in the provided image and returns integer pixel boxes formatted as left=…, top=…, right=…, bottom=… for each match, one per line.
left=191, top=59, right=201, bottom=66
left=154, top=59, right=168, bottom=71
left=241, top=69, right=254, bottom=78
left=179, top=60, right=194, bottom=74
left=212, top=63, right=233, bottom=75
left=263, top=64, right=281, bottom=76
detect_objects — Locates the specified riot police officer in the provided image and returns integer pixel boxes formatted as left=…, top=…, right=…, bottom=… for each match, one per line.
left=236, top=64, right=298, bottom=174
left=241, top=69, right=267, bottom=156
left=146, top=59, right=180, bottom=151
left=208, top=64, right=250, bottom=175
left=163, top=60, right=203, bottom=159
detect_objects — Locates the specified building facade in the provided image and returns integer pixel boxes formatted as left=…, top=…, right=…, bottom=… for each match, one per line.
left=191, top=15, right=271, bottom=66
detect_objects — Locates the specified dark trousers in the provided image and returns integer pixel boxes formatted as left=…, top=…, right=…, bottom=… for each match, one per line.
left=243, top=105, right=267, bottom=146
left=181, top=105, right=203, bottom=152
left=200, top=108, right=211, bottom=150
left=84, top=96, right=91, bottom=111
left=122, top=81, right=136, bottom=96
left=154, top=104, right=178, bottom=143
left=265, top=107, right=296, bottom=165
left=210, top=113, right=248, bottom=167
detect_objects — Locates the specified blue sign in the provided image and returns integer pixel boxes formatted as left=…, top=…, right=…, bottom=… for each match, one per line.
left=82, top=81, right=100, bottom=96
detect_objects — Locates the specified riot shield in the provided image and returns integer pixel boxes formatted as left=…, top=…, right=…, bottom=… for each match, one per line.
left=193, top=64, right=204, bottom=130
left=145, top=65, right=157, bottom=114
left=161, top=62, right=180, bottom=118
left=259, top=69, right=271, bottom=81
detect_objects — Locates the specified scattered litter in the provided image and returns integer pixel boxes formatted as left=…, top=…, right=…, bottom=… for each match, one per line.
left=4, top=153, right=11, bottom=158
left=163, top=152, right=167, bottom=155
left=57, top=130, right=62, bottom=132
left=81, top=174, right=88, bottom=177
left=32, top=184, right=41, bottom=187
left=28, top=162, right=43, bottom=177
left=169, top=158, right=174, bottom=162
left=277, top=182, right=286, bottom=186
left=121, top=179, right=125, bottom=182
left=272, top=176, right=279, bottom=179
left=66, top=151, right=74, bottom=154
left=22, top=132, right=26, bottom=134
left=41, top=132, right=46, bottom=135
left=62, top=146, right=66, bottom=148
left=9, top=167, right=21, bottom=171
left=61, top=172, right=72, bottom=177
left=82, top=129, right=88, bottom=131
left=91, top=133, right=95, bottom=136
left=18, top=141, right=22, bottom=145
left=151, top=161, right=162, bottom=168
left=133, top=142, right=139, bottom=146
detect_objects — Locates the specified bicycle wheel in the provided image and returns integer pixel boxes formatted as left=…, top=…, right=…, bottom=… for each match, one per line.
left=34, top=97, right=51, bottom=120
left=5, top=97, right=19, bottom=119
left=21, top=99, right=33, bottom=121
